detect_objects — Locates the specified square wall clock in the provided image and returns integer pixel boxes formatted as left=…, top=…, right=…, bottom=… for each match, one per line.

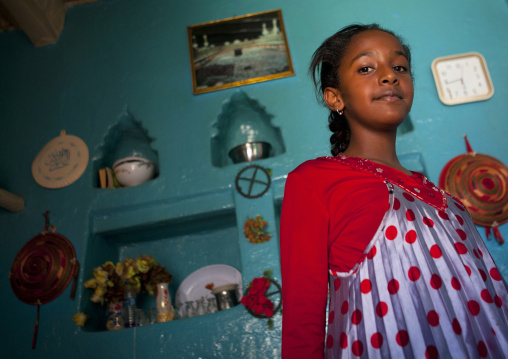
left=431, top=52, right=494, bottom=106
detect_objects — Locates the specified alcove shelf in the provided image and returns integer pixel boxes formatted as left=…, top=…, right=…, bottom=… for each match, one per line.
left=211, top=91, right=286, bottom=168
left=93, top=113, right=159, bottom=189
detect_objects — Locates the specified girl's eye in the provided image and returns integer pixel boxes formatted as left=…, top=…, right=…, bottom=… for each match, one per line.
left=394, top=65, right=408, bottom=72
left=358, top=66, right=372, bottom=73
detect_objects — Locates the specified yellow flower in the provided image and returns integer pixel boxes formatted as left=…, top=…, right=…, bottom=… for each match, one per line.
left=115, top=262, right=123, bottom=277
left=130, top=276, right=142, bottom=292
left=95, top=285, right=107, bottom=297
left=123, top=258, right=134, bottom=268
left=93, top=268, right=109, bottom=284
left=136, top=258, right=150, bottom=273
left=84, top=278, right=97, bottom=289
left=95, top=274, right=108, bottom=285
left=143, top=254, right=157, bottom=267
left=123, top=264, right=136, bottom=280
left=90, top=293, right=103, bottom=303
left=72, top=312, right=89, bottom=326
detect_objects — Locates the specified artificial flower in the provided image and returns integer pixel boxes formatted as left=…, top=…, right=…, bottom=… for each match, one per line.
left=244, top=215, right=272, bottom=244
left=252, top=295, right=274, bottom=317
left=241, top=270, right=281, bottom=329
left=249, top=277, right=270, bottom=295
left=72, top=312, right=89, bottom=326
left=95, top=285, right=107, bottom=297
left=240, top=293, right=259, bottom=308
left=136, top=257, right=150, bottom=273
left=90, top=293, right=103, bottom=303
left=83, top=254, right=172, bottom=304
left=83, top=278, right=97, bottom=289
left=115, top=262, right=123, bottom=277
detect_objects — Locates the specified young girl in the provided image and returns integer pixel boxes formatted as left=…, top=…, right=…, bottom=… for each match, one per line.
left=280, top=24, right=508, bottom=359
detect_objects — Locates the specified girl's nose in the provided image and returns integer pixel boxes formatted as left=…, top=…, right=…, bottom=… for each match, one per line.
left=379, top=68, right=398, bottom=85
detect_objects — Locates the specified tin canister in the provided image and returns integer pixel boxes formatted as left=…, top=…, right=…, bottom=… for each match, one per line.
left=211, top=284, right=239, bottom=311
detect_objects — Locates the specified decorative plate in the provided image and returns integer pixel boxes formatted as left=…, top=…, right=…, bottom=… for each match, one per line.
left=10, top=232, right=79, bottom=305
left=439, top=137, right=508, bottom=228
left=32, top=130, right=89, bottom=188
left=175, top=264, right=243, bottom=304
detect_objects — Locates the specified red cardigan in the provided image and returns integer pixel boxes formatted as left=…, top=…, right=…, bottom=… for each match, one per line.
left=280, top=157, right=439, bottom=358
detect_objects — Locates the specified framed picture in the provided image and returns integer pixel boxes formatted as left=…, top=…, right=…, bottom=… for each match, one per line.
left=187, top=9, right=295, bottom=94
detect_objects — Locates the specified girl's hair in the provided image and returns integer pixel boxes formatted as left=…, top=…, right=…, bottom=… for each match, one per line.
left=309, top=24, right=412, bottom=156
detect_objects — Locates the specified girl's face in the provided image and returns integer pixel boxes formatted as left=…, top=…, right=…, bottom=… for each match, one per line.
left=328, top=30, right=414, bottom=132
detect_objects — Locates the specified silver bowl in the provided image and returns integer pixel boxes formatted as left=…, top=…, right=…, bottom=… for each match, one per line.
left=229, top=142, right=272, bottom=163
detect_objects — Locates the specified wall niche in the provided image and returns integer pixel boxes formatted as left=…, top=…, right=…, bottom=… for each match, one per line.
left=211, top=91, right=286, bottom=167
left=94, top=112, right=159, bottom=188
left=81, top=208, right=241, bottom=332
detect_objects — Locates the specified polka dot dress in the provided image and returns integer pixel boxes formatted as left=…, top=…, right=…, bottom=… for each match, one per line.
left=325, top=157, right=508, bottom=359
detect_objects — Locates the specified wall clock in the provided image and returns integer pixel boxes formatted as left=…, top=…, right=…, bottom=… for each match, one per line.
left=431, top=52, right=494, bottom=105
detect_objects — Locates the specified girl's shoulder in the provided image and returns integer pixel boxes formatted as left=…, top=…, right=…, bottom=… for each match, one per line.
left=288, top=156, right=373, bottom=191
left=291, top=156, right=353, bottom=177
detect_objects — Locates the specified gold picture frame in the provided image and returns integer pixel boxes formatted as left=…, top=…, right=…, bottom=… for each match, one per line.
left=187, top=9, right=295, bottom=95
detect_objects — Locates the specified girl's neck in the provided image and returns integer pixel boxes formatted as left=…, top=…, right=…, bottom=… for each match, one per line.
left=342, top=132, right=412, bottom=176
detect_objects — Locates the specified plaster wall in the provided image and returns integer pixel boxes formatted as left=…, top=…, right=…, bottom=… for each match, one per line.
left=1, top=0, right=508, bottom=358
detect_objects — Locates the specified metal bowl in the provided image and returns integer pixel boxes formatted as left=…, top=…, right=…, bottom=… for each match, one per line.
left=229, top=142, right=272, bottom=163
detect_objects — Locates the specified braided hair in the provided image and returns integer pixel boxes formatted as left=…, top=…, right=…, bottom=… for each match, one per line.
left=309, top=24, right=412, bottom=156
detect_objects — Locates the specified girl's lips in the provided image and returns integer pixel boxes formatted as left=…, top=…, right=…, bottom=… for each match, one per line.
left=375, top=90, right=403, bottom=101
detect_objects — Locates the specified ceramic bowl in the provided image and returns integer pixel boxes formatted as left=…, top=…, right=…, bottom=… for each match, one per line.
left=112, top=157, right=156, bottom=187
left=229, top=142, right=271, bottom=163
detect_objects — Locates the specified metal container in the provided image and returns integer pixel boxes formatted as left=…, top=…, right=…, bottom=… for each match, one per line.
left=228, top=142, right=271, bottom=163
left=211, top=284, right=239, bottom=311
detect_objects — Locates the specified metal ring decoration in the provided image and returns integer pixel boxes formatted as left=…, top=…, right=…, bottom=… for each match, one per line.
left=235, top=165, right=271, bottom=199
left=10, top=232, right=79, bottom=306
left=245, top=278, right=282, bottom=319
left=439, top=152, right=508, bottom=227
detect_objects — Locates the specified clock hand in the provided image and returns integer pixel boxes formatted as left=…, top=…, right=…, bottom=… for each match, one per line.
left=445, top=78, right=462, bottom=85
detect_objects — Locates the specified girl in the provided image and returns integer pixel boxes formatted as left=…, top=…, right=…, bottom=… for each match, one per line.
left=280, top=24, right=508, bottom=359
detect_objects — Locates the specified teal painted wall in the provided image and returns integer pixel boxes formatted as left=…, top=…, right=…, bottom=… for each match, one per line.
left=1, top=0, right=508, bottom=358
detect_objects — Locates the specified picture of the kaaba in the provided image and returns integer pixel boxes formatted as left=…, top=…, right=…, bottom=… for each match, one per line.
left=187, top=9, right=294, bottom=94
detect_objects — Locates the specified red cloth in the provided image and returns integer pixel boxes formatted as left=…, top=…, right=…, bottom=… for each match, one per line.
left=280, top=157, right=436, bottom=359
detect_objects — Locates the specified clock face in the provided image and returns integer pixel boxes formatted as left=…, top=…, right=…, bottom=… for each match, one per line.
left=431, top=52, right=494, bottom=105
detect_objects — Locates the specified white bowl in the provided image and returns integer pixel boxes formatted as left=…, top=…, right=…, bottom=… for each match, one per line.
left=112, top=157, right=155, bottom=187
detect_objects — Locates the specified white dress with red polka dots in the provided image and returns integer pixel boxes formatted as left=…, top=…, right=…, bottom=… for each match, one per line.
left=325, top=157, right=508, bottom=359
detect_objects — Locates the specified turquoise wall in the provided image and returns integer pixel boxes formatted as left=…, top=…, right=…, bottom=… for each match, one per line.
left=1, top=0, right=508, bottom=358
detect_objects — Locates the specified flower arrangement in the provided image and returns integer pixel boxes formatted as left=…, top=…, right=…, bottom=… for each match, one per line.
left=72, top=312, right=89, bottom=327
left=240, top=270, right=281, bottom=329
left=244, top=215, right=271, bottom=244
left=84, top=254, right=172, bottom=304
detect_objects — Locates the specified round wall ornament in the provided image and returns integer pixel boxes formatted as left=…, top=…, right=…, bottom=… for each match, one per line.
left=32, top=130, right=89, bottom=188
left=439, top=136, right=508, bottom=244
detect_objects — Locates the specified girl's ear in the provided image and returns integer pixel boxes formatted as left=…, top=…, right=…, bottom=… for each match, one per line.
left=323, top=87, right=344, bottom=112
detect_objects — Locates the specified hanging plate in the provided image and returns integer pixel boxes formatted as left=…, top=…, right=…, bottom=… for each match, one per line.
left=10, top=232, right=79, bottom=305
left=32, top=130, right=89, bottom=189
left=439, top=149, right=508, bottom=227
